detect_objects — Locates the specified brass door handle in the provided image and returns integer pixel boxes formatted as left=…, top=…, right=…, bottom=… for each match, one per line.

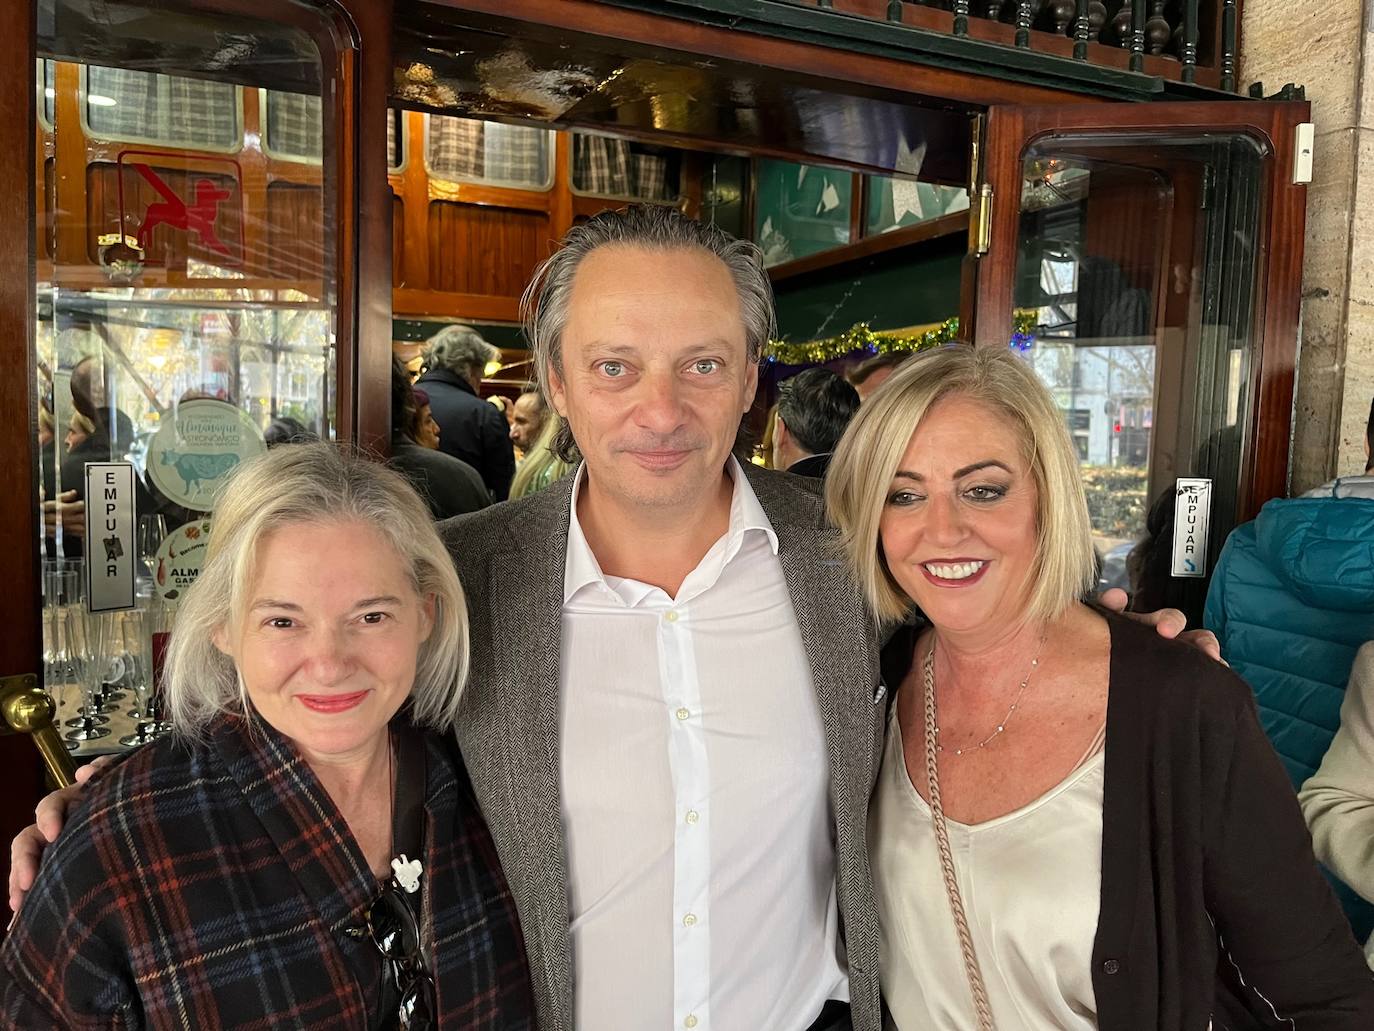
left=0, top=675, right=77, bottom=788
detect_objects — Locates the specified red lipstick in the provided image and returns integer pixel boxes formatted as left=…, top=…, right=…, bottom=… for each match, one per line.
left=297, top=691, right=369, bottom=714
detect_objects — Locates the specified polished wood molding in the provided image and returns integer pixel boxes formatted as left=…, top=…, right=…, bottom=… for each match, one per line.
left=392, top=288, right=521, bottom=322
left=0, top=0, right=47, bottom=848
left=768, top=210, right=969, bottom=283
left=426, top=0, right=1100, bottom=108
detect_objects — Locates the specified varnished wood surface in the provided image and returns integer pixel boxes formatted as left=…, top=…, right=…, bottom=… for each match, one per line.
left=421, top=0, right=1101, bottom=111
left=0, top=0, right=48, bottom=850
left=427, top=202, right=551, bottom=297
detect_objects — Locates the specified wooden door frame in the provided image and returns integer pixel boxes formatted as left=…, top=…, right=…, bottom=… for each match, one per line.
left=972, top=99, right=1311, bottom=519
left=0, top=0, right=45, bottom=843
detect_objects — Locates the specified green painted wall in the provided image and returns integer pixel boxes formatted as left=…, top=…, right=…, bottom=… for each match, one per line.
left=772, top=233, right=965, bottom=342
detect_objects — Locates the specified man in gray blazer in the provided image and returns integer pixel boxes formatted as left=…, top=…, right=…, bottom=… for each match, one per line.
left=445, top=206, right=882, bottom=1031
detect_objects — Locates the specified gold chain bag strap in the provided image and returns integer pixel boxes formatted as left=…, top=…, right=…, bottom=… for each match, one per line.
left=922, top=645, right=997, bottom=1031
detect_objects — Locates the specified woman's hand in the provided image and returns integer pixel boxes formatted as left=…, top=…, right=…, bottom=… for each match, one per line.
left=1097, top=588, right=1222, bottom=662
left=8, top=757, right=113, bottom=914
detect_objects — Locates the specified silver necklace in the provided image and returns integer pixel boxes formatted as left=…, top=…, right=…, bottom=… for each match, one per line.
left=930, top=636, right=1046, bottom=756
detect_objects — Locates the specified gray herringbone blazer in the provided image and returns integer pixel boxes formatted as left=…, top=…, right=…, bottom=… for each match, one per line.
left=439, top=462, right=886, bottom=1031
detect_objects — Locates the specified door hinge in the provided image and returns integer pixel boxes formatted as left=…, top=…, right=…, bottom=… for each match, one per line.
left=1293, top=122, right=1315, bottom=184
left=972, top=183, right=993, bottom=256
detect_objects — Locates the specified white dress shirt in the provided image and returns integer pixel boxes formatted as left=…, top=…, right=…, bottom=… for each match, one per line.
left=560, top=459, right=849, bottom=1030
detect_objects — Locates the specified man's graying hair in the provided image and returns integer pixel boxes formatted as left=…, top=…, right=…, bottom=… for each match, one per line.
left=423, top=324, right=497, bottom=379
left=521, top=205, right=777, bottom=462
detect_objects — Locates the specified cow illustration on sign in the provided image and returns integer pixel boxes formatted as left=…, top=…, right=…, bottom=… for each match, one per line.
left=147, top=399, right=266, bottom=512
left=133, top=163, right=233, bottom=259
left=159, top=450, right=241, bottom=496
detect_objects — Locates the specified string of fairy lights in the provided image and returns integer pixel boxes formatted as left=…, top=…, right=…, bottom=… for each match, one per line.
left=761, top=310, right=1040, bottom=366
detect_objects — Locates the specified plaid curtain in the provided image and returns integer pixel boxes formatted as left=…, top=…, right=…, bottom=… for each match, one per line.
left=86, top=66, right=237, bottom=148
left=427, top=116, right=548, bottom=187
left=572, top=133, right=673, bottom=200
left=265, top=90, right=321, bottom=159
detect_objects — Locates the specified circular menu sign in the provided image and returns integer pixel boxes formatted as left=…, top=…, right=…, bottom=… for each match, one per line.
left=153, top=518, right=212, bottom=603
left=147, top=398, right=265, bottom=511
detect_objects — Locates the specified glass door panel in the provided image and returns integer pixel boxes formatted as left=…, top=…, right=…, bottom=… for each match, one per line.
left=32, top=0, right=347, bottom=757
left=974, top=101, right=1309, bottom=621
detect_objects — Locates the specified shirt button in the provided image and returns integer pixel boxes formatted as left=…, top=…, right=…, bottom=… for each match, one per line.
left=1102, top=959, right=1121, bottom=975
left=684, top=1017, right=698, bottom=1029
left=675, top=707, right=691, bottom=721
left=683, top=913, right=698, bottom=927
left=664, top=610, right=679, bottom=623
left=685, top=809, right=700, bottom=825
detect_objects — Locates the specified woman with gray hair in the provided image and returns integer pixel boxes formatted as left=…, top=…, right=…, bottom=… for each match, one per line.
left=825, top=345, right=1374, bottom=1029
left=0, top=444, right=533, bottom=1029
left=415, top=325, right=515, bottom=501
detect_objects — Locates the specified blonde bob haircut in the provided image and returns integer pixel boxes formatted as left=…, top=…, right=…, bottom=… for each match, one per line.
left=825, top=344, right=1096, bottom=626
left=162, top=442, right=469, bottom=737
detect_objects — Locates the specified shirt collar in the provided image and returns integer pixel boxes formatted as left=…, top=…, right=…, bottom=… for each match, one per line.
left=563, top=457, right=779, bottom=605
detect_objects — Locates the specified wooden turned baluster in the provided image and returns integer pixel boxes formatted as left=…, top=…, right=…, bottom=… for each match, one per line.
left=1087, top=0, right=1107, bottom=39
left=1129, top=0, right=1146, bottom=70
left=1143, top=0, right=1171, bottom=54
left=954, top=0, right=971, bottom=33
left=1046, top=0, right=1076, bottom=33
left=1221, top=0, right=1238, bottom=91
left=1073, top=0, right=1091, bottom=57
left=887, top=0, right=905, bottom=20
left=1109, top=0, right=1133, bottom=46
left=1015, top=0, right=1035, bottom=46
left=985, top=0, right=1005, bottom=20
left=1179, top=0, right=1199, bottom=79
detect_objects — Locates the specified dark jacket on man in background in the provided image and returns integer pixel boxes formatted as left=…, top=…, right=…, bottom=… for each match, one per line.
left=415, top=368, right=515, bottom=502
left=390, top=439, right=490, bottom=520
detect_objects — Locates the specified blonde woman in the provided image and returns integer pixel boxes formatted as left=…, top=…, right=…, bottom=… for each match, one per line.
left=825, top=346, right=1374, bottom=1029
left=508, top=412, right=573, bottom=500
left=1, top=444, right=533, bottom=1029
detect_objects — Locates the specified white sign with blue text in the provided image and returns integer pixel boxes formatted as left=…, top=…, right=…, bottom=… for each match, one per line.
left=1171, top=477, right=1213, bottom=578
left=84, top=462, right=137, bottom=612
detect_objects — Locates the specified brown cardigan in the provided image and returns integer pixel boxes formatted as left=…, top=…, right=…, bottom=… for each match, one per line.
left=880, top=610, right=1374, bottom=1029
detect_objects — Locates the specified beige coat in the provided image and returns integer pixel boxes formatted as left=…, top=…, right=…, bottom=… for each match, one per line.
left=1300, top=639, right=1374, bottom=965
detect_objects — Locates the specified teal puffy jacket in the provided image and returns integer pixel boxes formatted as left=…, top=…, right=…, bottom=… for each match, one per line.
left=1205, top=490, right=1374, bottom=938
left=1205, top=493, right=1374, bottom=787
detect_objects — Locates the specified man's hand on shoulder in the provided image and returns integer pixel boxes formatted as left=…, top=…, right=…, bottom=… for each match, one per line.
left=1097, top=587, right=1223, bottom=663
left=8, top=756, right=113, bottom=915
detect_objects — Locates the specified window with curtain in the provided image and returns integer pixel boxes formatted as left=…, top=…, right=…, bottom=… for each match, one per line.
left=425, top=115, right=551, bottom=189
left=264, top=90, right=321, bottom=160
left=85, top=66, right=239, bottom=148
left=753, top=158, right=853, bottom=268
left=571, top=133, right=680, bottom=202
left=865, top=175, right=969, bottom=236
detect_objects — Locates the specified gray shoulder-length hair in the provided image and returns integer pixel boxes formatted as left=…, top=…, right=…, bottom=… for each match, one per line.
left=162, top=442, right=469, bottom=736
left=520, top=204, right=777, bottom=462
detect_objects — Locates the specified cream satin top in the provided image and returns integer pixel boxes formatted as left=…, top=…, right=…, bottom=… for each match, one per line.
left=871, top=706, right=1105, bottom=1030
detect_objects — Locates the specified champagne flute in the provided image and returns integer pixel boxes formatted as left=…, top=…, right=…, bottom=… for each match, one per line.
left=64, top=608, right=111, bottom=745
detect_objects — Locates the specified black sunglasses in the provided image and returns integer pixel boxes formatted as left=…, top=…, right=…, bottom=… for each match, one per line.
left=348, top=880, right=436, bottom=1030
